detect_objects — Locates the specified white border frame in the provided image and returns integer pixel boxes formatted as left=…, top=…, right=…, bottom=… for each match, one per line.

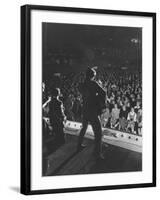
left=30, top=9, right=153, bottom=191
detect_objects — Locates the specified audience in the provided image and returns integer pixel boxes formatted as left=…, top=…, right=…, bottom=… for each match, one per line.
left=43, top=67, right=142, bottom=135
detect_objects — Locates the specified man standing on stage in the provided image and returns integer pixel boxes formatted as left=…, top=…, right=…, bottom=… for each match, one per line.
left=48, top=88, right=66, bottom=146
left=77, top=67, right=106, bottom=160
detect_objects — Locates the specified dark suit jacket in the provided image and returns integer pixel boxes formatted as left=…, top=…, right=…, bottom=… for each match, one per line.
left=79, top=79, right=106, bottom=118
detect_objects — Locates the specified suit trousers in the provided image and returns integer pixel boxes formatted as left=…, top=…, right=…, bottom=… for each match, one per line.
left=77, top=115, right=102, bottom=156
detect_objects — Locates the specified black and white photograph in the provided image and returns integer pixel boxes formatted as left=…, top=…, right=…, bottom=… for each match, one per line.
left=42, top=23, right=142, bottom=176
left=20, top=5, right=156, bottom=194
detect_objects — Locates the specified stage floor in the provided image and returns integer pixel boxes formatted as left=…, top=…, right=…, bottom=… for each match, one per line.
left=43, top=133, right=142, bottom=176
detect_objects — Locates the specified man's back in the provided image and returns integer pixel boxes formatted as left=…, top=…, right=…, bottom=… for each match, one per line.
left=77, top=68, right=104, bottom=158
left=80, top=79, right=106, bottom=118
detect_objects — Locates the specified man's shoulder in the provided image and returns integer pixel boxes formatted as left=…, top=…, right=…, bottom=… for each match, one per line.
left=90, top=80, right=99, bottom=87
left=57, top=99, right=63, bottom=105
left=52, top=98, right=62, bottom=105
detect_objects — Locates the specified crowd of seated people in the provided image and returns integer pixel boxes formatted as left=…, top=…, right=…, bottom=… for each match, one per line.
left=43, top=67, right=142, bottom=135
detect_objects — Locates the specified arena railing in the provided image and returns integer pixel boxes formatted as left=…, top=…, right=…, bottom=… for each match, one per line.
left=64, top=120, right=142, bottom=153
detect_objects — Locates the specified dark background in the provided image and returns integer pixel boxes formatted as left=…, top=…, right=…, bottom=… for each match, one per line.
left=42, top=22, right=142, bottom=79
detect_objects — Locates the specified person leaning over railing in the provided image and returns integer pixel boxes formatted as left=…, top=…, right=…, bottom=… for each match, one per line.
left=127, top=107, right=137, bottom=134
left=110, top=103, right=120, bottom=129
left=119, top=105, right=128, bottom=132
